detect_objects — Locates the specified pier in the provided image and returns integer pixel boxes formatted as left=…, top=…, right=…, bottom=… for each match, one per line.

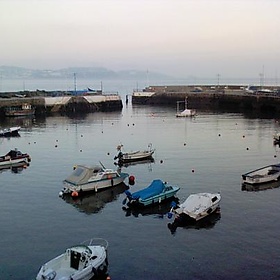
left=132, top=85, right=280, bottom=116
left=0, top=90, right=123, bottom=116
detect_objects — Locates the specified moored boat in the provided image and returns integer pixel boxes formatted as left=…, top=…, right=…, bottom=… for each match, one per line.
left=242, top=164, right=280, bottom=185
left=0, top=126, right=21, bottom=137
left=0, top=149, right=31, bottom=167
left=176, top=98, right=196, bottom=117
left=172, top=192, right=221, bottom=222
left=114, top=143, right=155, bottom=165
left=60, top=163, right=129, bottom=196
left=36, top=238, right=108, bottom=280
left=123, top=179, right=180, bottom=207
left=5, top=103, right=35, bottom=117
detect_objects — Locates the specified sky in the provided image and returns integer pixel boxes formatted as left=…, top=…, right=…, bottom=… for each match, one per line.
left=1, top=0, right=280, bottom=80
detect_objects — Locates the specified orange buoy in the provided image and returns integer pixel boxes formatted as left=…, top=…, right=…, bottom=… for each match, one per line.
left=71, top=191, right=79, bottom=197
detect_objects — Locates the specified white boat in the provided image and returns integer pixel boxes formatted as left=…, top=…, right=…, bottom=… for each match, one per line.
left=0, top=126, right=21, bottom=137
left=36, top=238, right=108, bottom=280
left=60, top=163, right=129, bottom=196
left=173, top=193, right=221, bottom=221
left=0, top=149, right=31, bottom=167
left=176, top=98, right=196, bottom=117
left=114, top=143, right=155, bottom=165
left=242, top=164, right=280, bottom=185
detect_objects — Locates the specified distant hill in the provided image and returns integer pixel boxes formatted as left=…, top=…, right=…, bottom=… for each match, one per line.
left=0, top=66, right=174, bottom=80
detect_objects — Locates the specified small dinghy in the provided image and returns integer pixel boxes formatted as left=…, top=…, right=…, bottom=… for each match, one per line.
left=36, top=238, right=108, bottom=280
left=242, top=164, right=280, bottom=185
left=172, top=192, right=221, bottom=222
left=123, top=179, right=180, bottom=207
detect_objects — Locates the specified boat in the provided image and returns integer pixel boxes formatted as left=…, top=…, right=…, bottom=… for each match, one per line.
left=273, top=132, right=280, bottom=144
left=36, top=238, right=108, bottom=280
left=0, top=126, right=21, bottom=137
left=60, top=162, right=129, bottom=196
left=123, top=179, right=180, bottom=207
left=241, top=164, right=280, bottom=185
left=0, top=149, right=31, bottom=167
left=172, top=193, right=221, bottom=222
left=176, top=98, right=196, bottom=117
left=5, top=103, right=35, bottom=117
left=114, top=143, right=155, bottom=165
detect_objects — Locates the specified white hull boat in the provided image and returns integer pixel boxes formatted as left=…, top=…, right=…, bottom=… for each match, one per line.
left=36, top=238, right=108, bottom=280
left=60, top=163, right=129, bottom=196
left=0, top=149, right=31, bottom=167
left=173, top=193, right=221, bottom=221
left=176, top=98, right=196, bottom=117
left=114, top=143, right=155, bottom=164
left=242, top=164, right=280, bottom=185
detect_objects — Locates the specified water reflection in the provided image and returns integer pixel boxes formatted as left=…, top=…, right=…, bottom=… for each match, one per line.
left=62, top=183, right=129, bottom=214
left=242, top=181, right=280, bottom=192
left=0, top=162, right=30, bottom=174
left=167, top=210, right=221, bottom=234
left=114, top=158, right=155, bottom=170
left=122, top=198, right=178, bottom=218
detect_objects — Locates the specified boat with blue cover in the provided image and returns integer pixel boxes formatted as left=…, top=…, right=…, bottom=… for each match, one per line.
left=123, top=179, right=180, bottom=207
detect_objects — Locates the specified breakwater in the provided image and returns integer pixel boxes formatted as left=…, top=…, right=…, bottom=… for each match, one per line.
left=0, top=92, right=123, bottom=117
left=132, top=85, right=280, bottom=116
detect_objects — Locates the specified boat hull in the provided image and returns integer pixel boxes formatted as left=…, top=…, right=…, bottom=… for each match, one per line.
left=63, top=174, right=128, bottom=194
left=242, top=164, right=280, bottom=185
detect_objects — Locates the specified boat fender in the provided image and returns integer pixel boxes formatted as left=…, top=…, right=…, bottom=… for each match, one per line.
left=128, top=175, right=135, bottom=185
left=58, top=191, right=64, bottom=197
left=71, top=191, right=79, bottom=197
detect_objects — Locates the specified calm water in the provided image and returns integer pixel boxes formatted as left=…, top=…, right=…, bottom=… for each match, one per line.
left=1, top=101, right=280, bottom=280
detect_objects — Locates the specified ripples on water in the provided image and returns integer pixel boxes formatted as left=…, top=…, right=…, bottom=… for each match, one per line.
left=1, top=104, right=280, bottom=279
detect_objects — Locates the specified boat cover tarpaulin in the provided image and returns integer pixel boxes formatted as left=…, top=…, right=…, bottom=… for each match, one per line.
left=64, top=165, right=102, bottom=185
left=131, top=179, right=165, bottom=200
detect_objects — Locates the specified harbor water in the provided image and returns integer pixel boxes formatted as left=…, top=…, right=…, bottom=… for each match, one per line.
left=1, top=100, right=280, bottom=279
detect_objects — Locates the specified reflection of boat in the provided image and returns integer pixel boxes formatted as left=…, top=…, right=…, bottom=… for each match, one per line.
left=123, top=179, right=180, bottom=207
left=0, top=161, right=29, bottom=174
left=172, top=193, right=221, bottom=222
left=0, top=126, right=21, bottom=137
left=176, top=98, right=196, bottom=117
left=62, top=183, right=129, bottom=214
left=60, top=163, right=129, bottom=196
left=0, top=149, right=31, bottom=167
left=242, top=181, right=280, bottom=192
left=168, top=211, right=221, bottom=234
left=116, top=158, right=155, bottom=168
left=114, top=143, right=155, bottom=165
left=36, top=238, right=108, bottom=280
left=5, top=103, right=35, bottom=117
left=122, top=198, right=179, bottom=218
left=242, top=164, right=280, bottom=185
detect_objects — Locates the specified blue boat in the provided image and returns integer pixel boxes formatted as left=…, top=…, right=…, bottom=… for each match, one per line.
left=123, top=179, right=180, bottom=207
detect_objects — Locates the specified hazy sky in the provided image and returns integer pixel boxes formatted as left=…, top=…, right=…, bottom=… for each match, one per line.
left=1, top=0, right=280, bottom=79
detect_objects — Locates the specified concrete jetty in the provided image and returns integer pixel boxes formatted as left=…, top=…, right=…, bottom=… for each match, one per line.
left=0, top=91, right=123, bottom=117
left=132, top=85, right=280, bottom=116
